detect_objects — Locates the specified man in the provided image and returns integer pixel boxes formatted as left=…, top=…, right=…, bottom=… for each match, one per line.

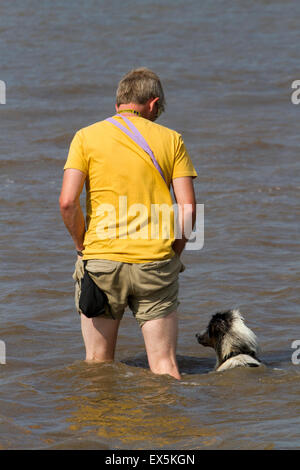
left=59, top=68, right=197, bottom=380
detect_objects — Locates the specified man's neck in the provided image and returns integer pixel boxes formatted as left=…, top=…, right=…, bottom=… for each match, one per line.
left=117, top=108, right=141, bottom=117
left=116, top=103, right=144, bottom=117
left=115, top=101, right=157, bottom=121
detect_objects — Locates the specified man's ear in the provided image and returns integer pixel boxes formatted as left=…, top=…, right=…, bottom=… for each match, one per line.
left=148, top=97, right=159, bottom=113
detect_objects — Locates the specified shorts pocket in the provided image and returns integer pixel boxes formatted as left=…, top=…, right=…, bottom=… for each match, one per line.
left=85, top=259, right=118, bottom=275
left=72, top=258, right=84, bottom=282
left=174, top=253, right=186, bottom=273
left=138, top=257, right=174, bottom=272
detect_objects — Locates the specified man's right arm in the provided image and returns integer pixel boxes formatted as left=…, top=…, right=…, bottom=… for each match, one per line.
left=171, top=176, right=197, bottom=256
left=59, top=168, right=86, bottom=254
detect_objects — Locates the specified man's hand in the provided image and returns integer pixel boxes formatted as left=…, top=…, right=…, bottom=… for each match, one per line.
left=59, top=168, right=86, bottom=253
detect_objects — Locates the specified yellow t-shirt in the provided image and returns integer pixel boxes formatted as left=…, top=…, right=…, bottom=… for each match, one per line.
left=64, top=115, right=197, bottom=262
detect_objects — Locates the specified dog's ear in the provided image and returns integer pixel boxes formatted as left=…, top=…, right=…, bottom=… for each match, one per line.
left=209, top=316, right=228, bottom=337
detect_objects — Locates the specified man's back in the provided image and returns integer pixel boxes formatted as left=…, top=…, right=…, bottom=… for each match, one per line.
left=64, top=115, right=197, bottom=262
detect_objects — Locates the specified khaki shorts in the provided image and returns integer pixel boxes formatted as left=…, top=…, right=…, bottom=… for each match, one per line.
left=72, top=255, right=185, bottom=327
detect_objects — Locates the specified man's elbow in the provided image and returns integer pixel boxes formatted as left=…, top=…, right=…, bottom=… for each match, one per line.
left=59, top=196, right=78, bottom=212
left=177, top=202, right=197, bottom=228
left=186, top=203, right=197, bottom=224
left=178, top=201, right=197, bottom=216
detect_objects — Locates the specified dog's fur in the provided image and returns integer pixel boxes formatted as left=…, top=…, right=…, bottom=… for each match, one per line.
left=196, top=309, right=262, bottom=372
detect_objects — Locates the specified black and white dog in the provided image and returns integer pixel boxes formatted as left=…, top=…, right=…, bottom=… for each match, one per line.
left=196, top=309, right=262, bottom=372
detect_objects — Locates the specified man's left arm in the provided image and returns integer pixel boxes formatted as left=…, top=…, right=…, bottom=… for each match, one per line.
left=172, top=176, right=197, bottom=256
left=59, top=168, right=86, bottom=256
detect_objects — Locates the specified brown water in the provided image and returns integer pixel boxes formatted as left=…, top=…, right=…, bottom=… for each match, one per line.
left=0, top=0, right=300, bottom=450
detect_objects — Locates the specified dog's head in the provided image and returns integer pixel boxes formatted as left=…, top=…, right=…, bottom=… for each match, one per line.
left=196, top=309, right=258, bottom=357
left=196, top=310, right=234, bottom=349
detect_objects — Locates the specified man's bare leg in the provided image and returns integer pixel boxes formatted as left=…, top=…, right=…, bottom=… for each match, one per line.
left=141, top=311, right=181, bottom=380
left=80, top=314, right=121, bottom=362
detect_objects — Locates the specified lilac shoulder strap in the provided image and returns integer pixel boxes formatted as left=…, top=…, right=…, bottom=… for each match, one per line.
left=106, top=114, right=166, bottom=184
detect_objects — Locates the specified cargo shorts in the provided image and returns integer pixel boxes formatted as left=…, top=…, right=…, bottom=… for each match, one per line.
left=72, top=254, right=185, bottom=328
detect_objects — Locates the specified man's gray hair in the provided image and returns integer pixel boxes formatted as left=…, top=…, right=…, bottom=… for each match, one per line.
left=116, top=67, right=165, bottom=114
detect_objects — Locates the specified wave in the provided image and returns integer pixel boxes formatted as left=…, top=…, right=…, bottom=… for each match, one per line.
left=33, top=133, right=73, bottom=148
